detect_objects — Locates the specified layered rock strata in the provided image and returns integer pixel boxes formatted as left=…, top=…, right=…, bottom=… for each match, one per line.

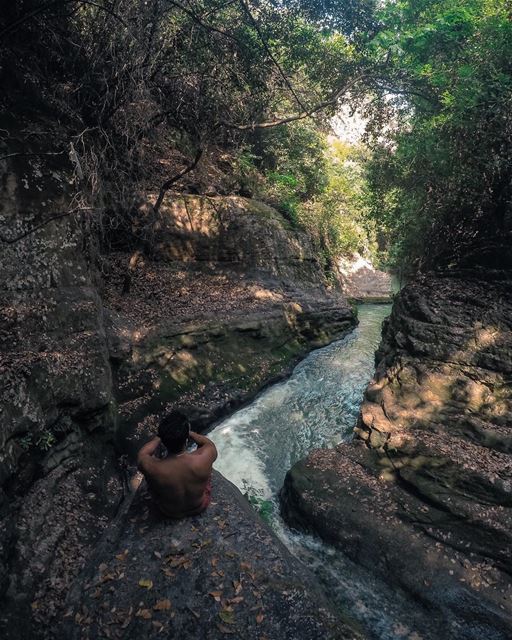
left=0, top=129, right=121, bottom=638
left=282, top=272, right=512, bottom=640
left=1, top=141, right=355, bottom=638
left=105, top=194, right=355, bottom=452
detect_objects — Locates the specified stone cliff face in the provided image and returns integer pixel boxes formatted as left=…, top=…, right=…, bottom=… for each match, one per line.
left=1, top=140, right=356, bottom=637
left=0, top=128, right=123, bottom=638
left=106, top=194, right=355, bottom=453
left=282, top=270, right=512, bottom=639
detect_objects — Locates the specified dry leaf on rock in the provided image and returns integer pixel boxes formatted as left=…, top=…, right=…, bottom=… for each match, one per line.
left=209, top=591, right=223, bottom=602
left=135, top=608, right=152, bottom=619
left=154, top=599, right=172, bottom=611
left=138, top=578, right=153, bottom=589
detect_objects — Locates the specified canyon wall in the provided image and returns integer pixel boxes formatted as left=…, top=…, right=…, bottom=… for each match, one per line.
left=282, top=268, right=512, bottom=639
left=1, top=138, right=356, bottom=637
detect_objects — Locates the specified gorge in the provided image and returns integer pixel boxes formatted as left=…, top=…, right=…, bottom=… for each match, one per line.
left=1, top=1, right=512, bottom=639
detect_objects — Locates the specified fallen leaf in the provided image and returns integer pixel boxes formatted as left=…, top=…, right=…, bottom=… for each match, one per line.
left=136, top=608, right=152, bottom=619
left=209, top=591, right=223, bottom=602
left=154, top=599, right=172, bottom=611
left=233, top=580, right=242, bottom=595
left=256, top=612, right=264, bottom=624
left=115, top=550, right=129, bottom=562
left=167, top=555, right=189, bottom=568
left=100, top=572, right=116, bottom=583
left=138, top=579, right=153, bottom=589
left=216, top=623, right=237, bottom=634
left=219, top=610, right=235, bottom=625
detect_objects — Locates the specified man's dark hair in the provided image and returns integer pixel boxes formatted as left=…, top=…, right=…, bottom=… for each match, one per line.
left=158, top=410, right=190, bottom=454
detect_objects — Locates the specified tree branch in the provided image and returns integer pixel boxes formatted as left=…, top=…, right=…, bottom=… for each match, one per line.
left=0, top=1, right=132, bottom=40
left=220, top=73, right=365, bottom=130
left=0, top=151, right=66, bottom=162
left=238, top=0, right=307, bottom=113
left=153, top=148, right=204, bottom=214
left=161, top=0, right=240, bottom=43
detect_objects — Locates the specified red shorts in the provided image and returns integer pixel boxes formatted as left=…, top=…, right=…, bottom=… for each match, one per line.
left=200, top=475, right=212, bottom=511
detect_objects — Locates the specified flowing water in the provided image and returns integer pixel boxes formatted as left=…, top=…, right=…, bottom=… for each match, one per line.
left=209, top=303, right=436, bottom=639
left=210, top=304, right=390, bottom=504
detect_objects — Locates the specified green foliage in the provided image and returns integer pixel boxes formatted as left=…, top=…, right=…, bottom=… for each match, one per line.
left=19, top=433, right=33, bottom=451
left=296, top=139, right=378, bottom=271
left=19, top=430, right=56, bottom=452
left=242, top=481, right=274, bottom=525
left=363, top=0, right=512, bottom=271
left=246, top=494, right=274, bottom=525
left=37, top=430, right=57, bottom=451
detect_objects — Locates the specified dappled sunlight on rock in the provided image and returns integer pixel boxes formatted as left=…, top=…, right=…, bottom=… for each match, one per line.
left=282, top=273, right=512, bottom=639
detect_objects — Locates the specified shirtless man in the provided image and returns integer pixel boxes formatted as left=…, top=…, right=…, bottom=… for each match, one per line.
left=137, top=410, right=217, bottom=518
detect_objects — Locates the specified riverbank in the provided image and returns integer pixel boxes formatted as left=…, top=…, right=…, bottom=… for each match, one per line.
left=1, top=162, right=358, bottom=637
left=282, top=270, right=512, bottom=640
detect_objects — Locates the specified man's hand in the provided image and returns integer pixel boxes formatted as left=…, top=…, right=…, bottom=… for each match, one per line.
left=190, top=432, right=218, bottom=462
left=137, top=436, right=161, bottom=472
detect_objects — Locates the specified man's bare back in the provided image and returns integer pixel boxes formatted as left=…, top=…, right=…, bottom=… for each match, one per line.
left=137, top=431, right=217, bottom=518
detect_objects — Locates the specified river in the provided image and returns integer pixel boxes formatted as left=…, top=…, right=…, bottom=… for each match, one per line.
left=210, top=304, right=390, bottom=510
left=209, top=303, right=437, bottom=640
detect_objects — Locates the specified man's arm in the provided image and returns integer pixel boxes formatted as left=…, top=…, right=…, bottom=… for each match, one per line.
left=137, top=437, right=161, bottom=473
left=189, top=431, right=218, bottom=463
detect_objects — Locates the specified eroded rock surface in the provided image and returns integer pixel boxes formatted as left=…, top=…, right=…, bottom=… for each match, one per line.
left=336, top=254, right=393, bottom=303
left=1, top=141, right=355, bottom=638
left=61, top=472, right=362, bottom=640
left=282, top=271, right=512, bottom=640
left=0, top=128, right=122, bottom=638
left=105, top=195, right=355, bottom=453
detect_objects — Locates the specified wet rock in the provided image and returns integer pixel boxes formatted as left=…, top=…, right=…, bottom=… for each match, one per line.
left=281, top=271, right=512, bottom=639
left=61, top=472, right=362, bottom=640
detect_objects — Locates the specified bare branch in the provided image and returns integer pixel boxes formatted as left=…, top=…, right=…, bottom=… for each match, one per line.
left=0, top=151, right=66, bottom=162
left=153, top=148, right=204, bottom=214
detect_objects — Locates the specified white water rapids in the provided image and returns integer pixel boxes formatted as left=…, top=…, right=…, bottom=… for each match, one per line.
left=210, top=304, right=391, bottom=505
left=208, top=303, right=438, bottom=640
